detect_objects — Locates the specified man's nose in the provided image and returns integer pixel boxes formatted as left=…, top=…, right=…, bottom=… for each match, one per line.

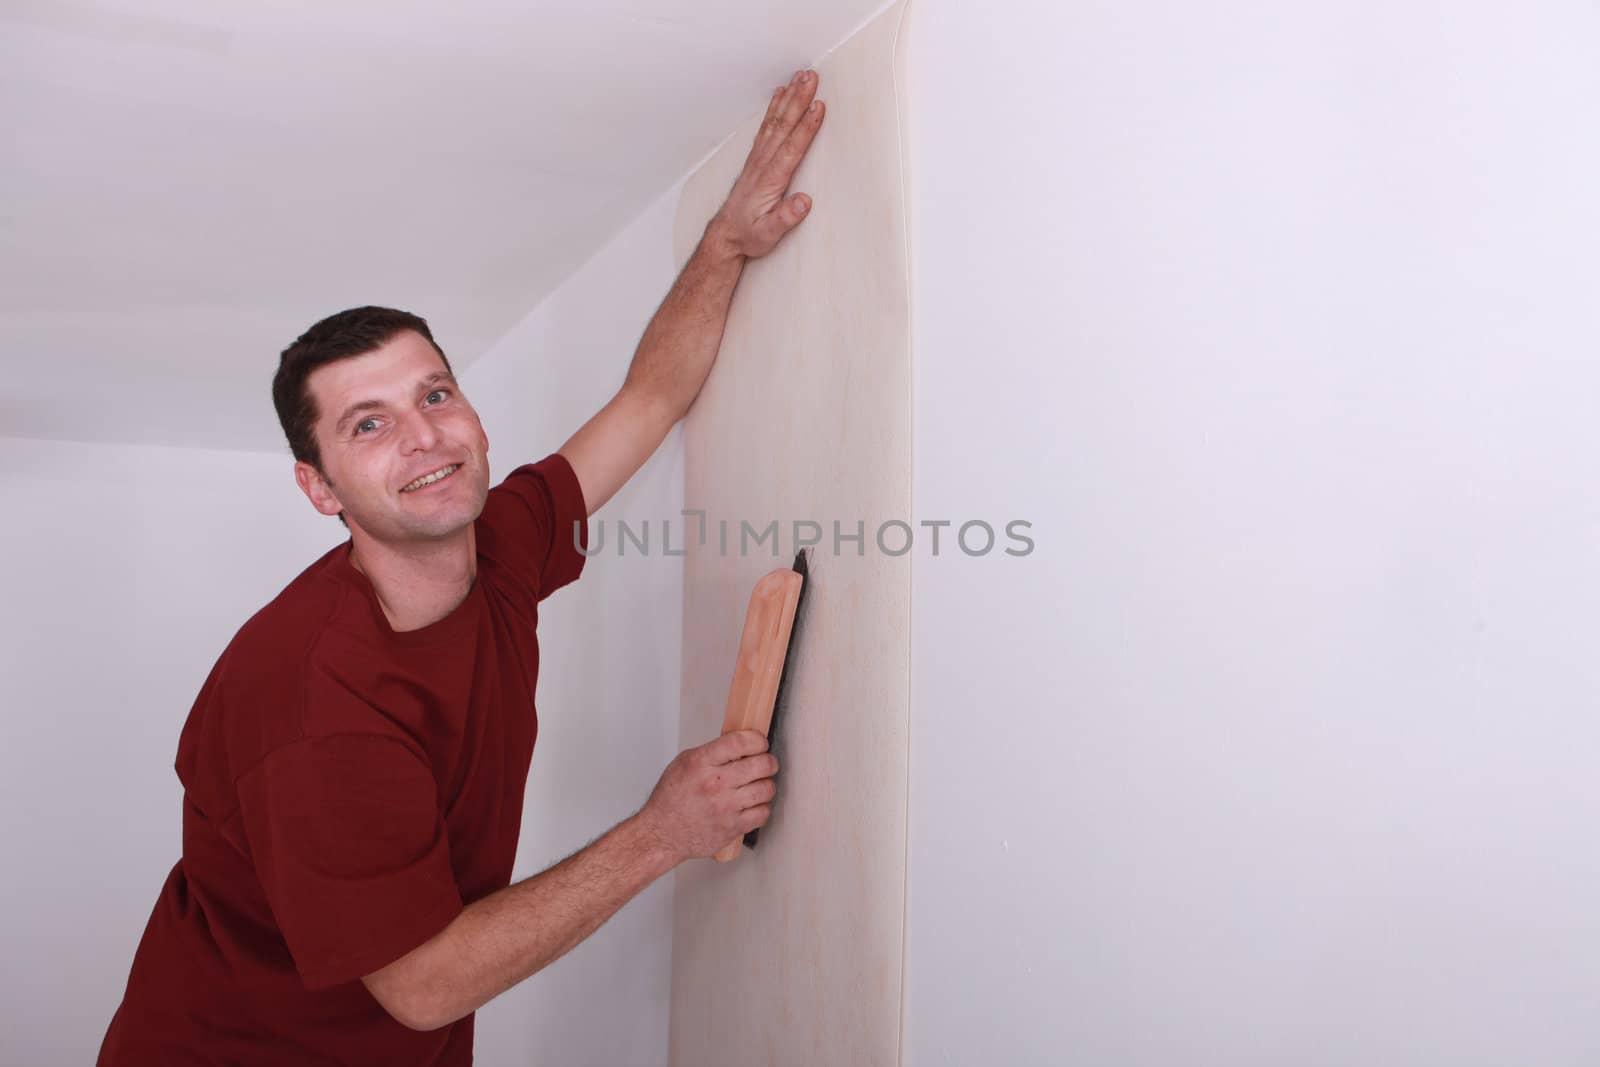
left=398, top=410, right=441, bottom=452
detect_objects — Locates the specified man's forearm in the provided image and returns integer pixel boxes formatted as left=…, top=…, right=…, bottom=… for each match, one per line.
left=620, top=220, right=747, bottom=422
left=408, top=814, right=678, bottom=1031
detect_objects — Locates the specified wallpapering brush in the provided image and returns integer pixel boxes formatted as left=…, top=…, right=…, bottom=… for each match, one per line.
left=714, top=548, right=811, bottom=863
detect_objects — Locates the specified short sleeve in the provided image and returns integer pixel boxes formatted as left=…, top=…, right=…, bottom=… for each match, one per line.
left=236, top=734, right=464, bottom=990
left=478, top=451, right=590, bottom=602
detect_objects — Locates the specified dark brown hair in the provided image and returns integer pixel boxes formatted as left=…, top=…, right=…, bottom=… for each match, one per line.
left=272, top=305, right=453, bottom=475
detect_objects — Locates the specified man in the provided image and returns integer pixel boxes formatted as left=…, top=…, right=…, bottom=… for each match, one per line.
left=97, top=70, right=826, bottom=1065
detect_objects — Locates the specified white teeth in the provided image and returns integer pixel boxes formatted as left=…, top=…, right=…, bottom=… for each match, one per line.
left=402, top=464, right=459, bottom=492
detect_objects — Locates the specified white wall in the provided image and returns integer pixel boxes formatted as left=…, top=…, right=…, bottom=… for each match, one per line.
left=0, top=437, right=343, bottom=1064
left=903, top=2, right=1600, bottom=1064
left=458, top=181, right=687, bottom=1067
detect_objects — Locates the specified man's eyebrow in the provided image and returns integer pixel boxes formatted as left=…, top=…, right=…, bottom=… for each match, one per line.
left=334, top=399, right=383, bottom=435
left=333, top=372, right=459, bottom=434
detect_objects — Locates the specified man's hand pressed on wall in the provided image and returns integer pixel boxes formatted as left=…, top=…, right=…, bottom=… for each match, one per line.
left=705, top=69, right=827, bottom=261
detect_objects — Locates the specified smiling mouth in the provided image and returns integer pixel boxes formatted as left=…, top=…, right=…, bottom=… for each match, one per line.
left=400, top=464, right=461, bottom=492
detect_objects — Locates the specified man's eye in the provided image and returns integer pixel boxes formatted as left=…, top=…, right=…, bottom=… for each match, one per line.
left=425, top=389, right=449, bottom=405
left=355, top=418, right=378, bottom=435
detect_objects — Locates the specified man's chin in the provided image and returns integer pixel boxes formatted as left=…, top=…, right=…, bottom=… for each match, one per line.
left=403, top=500, right=486, bottom=540
left=353, top=498, right=486, bottom=545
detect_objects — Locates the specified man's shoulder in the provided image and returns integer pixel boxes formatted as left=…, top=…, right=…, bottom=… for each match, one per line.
left=217, top=546, right=362, bottom=734
left=178, top=543, right=360, bottom=798
left=475, top=453, right=589, bottom=602
left=231, top=544, right=350, bottom=668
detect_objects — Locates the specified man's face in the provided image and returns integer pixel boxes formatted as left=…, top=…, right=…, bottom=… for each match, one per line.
left=295, top=330, right=491, bottom=543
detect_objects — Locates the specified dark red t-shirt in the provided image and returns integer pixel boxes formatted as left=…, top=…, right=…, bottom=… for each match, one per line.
left=98, top=453, right=588, bottom=1066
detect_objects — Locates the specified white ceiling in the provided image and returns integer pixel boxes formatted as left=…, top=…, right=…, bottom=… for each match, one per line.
left=3, top=0, right=889, bottom=452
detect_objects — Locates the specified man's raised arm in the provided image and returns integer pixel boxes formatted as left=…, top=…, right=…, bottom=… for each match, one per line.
left=559, top=68, right=826, bottom=517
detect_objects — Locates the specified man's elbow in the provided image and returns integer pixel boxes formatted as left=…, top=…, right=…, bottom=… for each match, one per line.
left=617, top=380, right=686, bottom=434
left=363, top=963, right=448, bottom=1032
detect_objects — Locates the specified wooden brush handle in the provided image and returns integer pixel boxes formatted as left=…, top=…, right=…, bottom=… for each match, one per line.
left=713, top=566, right=805, bottom=863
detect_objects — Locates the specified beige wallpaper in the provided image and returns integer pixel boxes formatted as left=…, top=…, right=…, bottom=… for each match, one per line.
left=668, top=2, right=913, bottom=1064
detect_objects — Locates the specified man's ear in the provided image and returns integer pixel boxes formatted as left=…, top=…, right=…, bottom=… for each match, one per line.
left=294, top=461, right=344, bottom=518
